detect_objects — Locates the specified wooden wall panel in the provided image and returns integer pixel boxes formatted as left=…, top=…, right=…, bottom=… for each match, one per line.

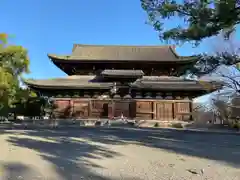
left=136, top=101, right=152, bottom=113
left=135, top=101, right=153, bottom=120
left=113, top=101, right=130, bottom=117
left=91, top=100, right=109, bottom=118
left=164, top=103, right=174, bottom=120
left=156, top=102, right=174, bottom=120
left=129, top=101, right=136, bottom=119
left=175, top=102, right=191, bottom=121
left=72, top=100, right=89, bottom=119
left=51, top=98, right=193, bottom=121
left=175, top=102, right=190, bottom=113
left=135, top=113, right=152, bottom=120
left=156, top=102, right=164, bottom=120
left=53, top=100, right=71, bottom=118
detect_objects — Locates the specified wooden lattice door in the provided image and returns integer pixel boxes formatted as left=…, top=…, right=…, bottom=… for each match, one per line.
left=113, top=100, right=130, bottom=118
left=53, top=100, right=71, bottom=118
left=156, top=102, right=174, bottom=120
left=72, top=100, right=89, bottom=119
left=135, top=101, right=153, bottom=120
left=91, top=100, right=110, bottom=118
left=175, top=102, right=191, bottom=121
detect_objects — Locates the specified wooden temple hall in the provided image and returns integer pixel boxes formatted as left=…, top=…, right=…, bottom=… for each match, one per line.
left=25, top=44, right=222, bottom=121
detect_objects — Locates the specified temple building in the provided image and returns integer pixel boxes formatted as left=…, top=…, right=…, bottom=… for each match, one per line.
left=25, top=44, right=222, bottom=121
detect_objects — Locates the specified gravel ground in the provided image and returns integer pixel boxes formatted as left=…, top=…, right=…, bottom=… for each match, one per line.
left=0, top=127, right=239, bottom=180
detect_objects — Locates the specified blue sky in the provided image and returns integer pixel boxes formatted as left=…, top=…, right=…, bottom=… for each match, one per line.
left=1, top=0, right=238, bottom=80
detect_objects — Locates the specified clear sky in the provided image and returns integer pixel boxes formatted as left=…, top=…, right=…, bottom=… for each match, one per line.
left=1, top=0, right=238, bottom=80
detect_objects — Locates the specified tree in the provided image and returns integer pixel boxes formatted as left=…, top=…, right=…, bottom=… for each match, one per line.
left=192, top=34, right=240, bottom=127
left=0, top=33, right=30, bottom=115
left=141, top=1, right=240, bottom=79
left=141, top=0, right=240, bottom=44
left=141, top=1, right=240, bottom=128
left=199, top=33, right=240, bottom=91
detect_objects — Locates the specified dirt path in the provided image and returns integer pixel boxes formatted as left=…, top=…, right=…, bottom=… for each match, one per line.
left=0, top=128, right=239, bottom=180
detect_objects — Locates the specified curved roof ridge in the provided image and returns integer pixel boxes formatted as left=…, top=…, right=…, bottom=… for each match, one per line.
left=169, top=45, right=179, bottom=58
left=73, top=43, right=173, bottom=48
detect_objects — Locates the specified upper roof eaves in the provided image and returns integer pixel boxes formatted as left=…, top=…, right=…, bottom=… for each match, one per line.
left=48, top=44, right=196, bottom=62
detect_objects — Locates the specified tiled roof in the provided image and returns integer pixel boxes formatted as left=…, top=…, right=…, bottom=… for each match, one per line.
left=48, top=44, right=196, bottom=62
left=24, top=75, right=222, bottom=91
left=24, top=76, right=113, bottom=89
left=101, top=69, right=144, bottom=77
left=131, top=76, right=222, bottom=91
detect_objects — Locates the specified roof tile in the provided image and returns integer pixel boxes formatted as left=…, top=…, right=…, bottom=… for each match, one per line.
left=48, top=44, right=195, bottom=62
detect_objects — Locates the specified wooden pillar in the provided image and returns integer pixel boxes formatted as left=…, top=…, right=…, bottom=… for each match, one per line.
left=189, top=99, right=193, bottom=121
left=153, top=101, right=157, bottom=120
left=112, top=100, right=115, bottom=119
left=108, top=102, right=113, bottom=119
left=172, top=101, right=176, bottom=120
left=70, top=99, right=74, bottom=118
left=88, top=100, right=92, bottom=118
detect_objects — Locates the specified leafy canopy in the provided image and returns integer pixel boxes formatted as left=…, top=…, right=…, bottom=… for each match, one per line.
left=141, top=0, right=240, bottom=44
left=141, top=0, right=240, bottom=81
left=0, top=33, right=31, bottom=114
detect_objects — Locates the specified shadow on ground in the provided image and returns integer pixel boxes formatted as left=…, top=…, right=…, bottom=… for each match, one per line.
left=1, top=161, right=136, bottom=180
left=0, top=127, right=240, bottom=179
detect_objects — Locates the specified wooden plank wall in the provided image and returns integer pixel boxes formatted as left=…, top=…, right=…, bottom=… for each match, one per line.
left=135, top=100, right=192, bottom=121
left=72, top=100, right=89, bottom=118
left=53, top=99, right=72, bottom=118
left=91, top=100, right=110, bottom=118
left=135, top=101, right=153, bottom=120
left=53, top=98, right=192, bottom=121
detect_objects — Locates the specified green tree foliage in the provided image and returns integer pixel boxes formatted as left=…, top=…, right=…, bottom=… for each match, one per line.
left=0, top=33, right=31, bottom=115
left=141, top=0, right=240, bottom=44
left=141, top=1, right=240, bottom=77
left=13, top=87, right=44, bottom=117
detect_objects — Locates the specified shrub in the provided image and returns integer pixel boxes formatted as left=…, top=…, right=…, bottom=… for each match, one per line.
left=95, top=121, right=101, bottom=126
left=171, top=123, right=183, bottom=129
left=154, top=122, right=159, bottom=127
left=231, top=121, right=240, bottom=131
